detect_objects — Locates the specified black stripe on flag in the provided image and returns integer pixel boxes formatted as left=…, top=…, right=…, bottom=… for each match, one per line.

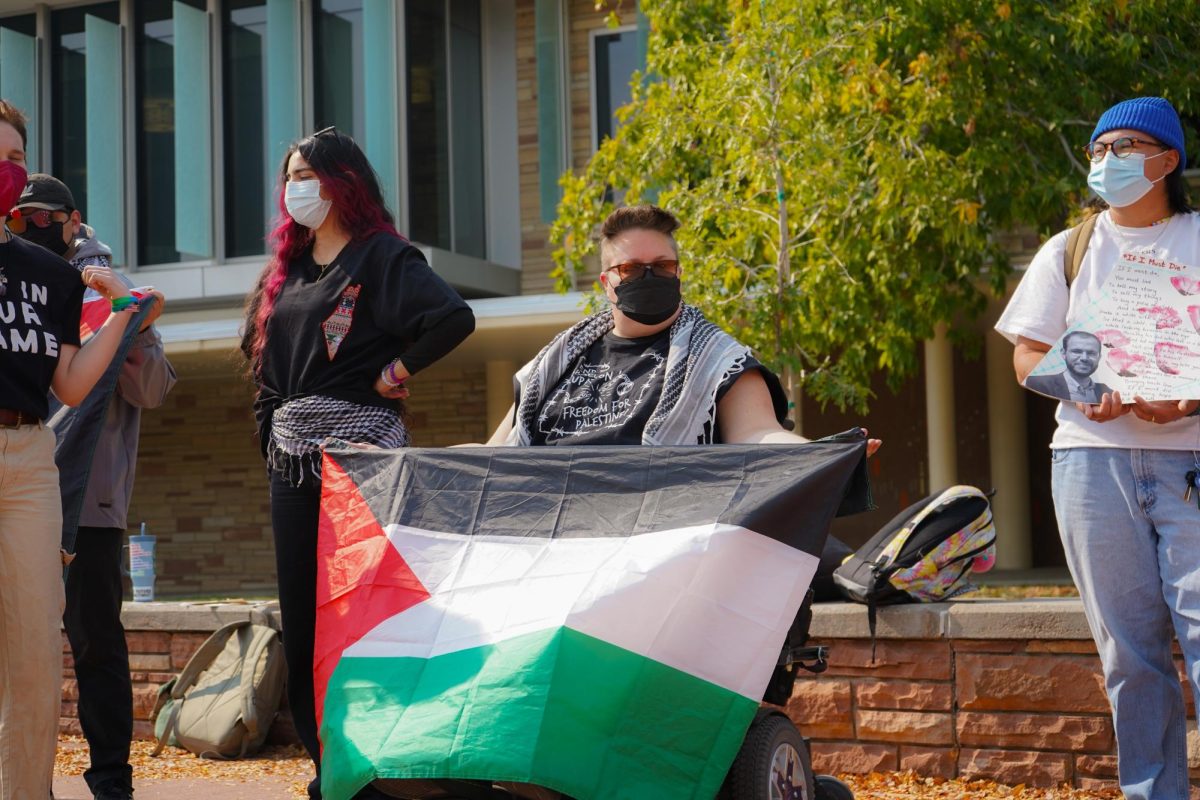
left=326, top=439, right=870, bottom=557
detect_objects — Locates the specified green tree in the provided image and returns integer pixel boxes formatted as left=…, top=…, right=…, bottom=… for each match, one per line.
left=551, top=0, right=1200, bottom=417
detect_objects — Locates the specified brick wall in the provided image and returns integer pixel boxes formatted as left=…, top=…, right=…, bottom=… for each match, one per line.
left=516, top=0, right=555, bottom=295
left=516, top=0, right=617, bottom=296
left=788, top=601, right=1199, bottom=792
left=128, top=366, right=274, bottom=598
left=64, top=598, right=1185, bottom=797
left=126, top=356, right=488, bottom=599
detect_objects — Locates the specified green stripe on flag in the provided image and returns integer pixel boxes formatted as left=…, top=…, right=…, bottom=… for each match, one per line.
left=321, top=628, right=758, bottom=800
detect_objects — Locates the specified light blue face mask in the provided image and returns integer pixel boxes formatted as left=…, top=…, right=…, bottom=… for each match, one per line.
left=1087, top=150, right=1168, bottom=208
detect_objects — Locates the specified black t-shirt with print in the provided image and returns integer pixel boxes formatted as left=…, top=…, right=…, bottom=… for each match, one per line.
left=251, top=233, right=474, bottom=449
left=0, top=235, right=84, bottom=420
left=531, top=328, right=769, bottom=445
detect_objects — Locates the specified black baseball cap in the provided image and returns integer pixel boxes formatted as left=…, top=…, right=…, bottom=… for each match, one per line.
left=16, top=173, right=75, bottom=211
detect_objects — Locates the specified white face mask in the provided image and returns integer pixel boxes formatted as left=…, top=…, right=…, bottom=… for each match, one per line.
left=284, top=179, right=332, bottom=229
left=1087, top=150, right=1168, bottom=208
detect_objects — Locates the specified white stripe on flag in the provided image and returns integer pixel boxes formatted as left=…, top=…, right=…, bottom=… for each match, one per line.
left=342, top=523, right=817, bottom=699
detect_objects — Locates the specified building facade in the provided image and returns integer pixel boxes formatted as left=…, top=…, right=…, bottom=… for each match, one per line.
left=1, top=0, right=1085, bottom=596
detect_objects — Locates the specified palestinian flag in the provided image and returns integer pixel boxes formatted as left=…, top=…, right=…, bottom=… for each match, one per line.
left=315, top=442, right=869, bottom=800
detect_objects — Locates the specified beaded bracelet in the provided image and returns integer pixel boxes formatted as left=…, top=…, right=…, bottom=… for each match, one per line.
left=381, top=360, right=406, bottom=388
left=111, top=296, right=137, bottom=313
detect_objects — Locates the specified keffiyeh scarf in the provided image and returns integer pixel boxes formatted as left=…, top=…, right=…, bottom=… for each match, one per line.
left=269, top=395, right=410, bottom=485
left=506, top=305, right=752, bottom=446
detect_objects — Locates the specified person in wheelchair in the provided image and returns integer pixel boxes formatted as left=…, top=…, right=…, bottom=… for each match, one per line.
left=485, top=204, right=881, bottom=455
left=434, top=205, right=872, bottom=800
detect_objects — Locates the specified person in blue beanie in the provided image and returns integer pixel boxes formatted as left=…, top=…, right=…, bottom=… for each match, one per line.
left=998, top=96, right=1200, bottom=800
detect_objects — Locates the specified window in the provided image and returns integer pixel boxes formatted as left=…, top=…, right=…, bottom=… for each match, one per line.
left=223, top=1, right=268, bottom=258
left=592, top=28, right=639, bottom=149
left=406, top=0, right=485, bottom=257
left=449, top=0, right=485, bottom=259
left=313, top=0, right=365, bottom=140
left=0, top=14, right=38, bottom=167
left=51, top=3, right=120, bottom=229
left=135, top=0, right=211, bottom=265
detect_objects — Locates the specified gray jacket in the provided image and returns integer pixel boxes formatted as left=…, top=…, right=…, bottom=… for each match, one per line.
left=69, top=227, right=177, bottom=529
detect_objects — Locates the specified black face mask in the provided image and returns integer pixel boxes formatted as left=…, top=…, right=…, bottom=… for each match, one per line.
left=20, top=222, right=70, bottom=257
left=613, top=274, right=682, bottom=325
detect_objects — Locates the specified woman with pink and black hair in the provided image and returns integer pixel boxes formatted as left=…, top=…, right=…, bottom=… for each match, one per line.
left=242, top=127, right=474, bottom=800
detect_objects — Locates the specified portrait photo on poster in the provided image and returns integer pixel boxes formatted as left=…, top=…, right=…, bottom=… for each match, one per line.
left=1023, top=251, right=1200, bottom=403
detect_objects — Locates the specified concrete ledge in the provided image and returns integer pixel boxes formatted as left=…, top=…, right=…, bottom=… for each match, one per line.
left=114, top=600, right=281, bottom=632
left=808, top=598, right=1091, bottom=641
left=111, top=598, right=1093, bottom=640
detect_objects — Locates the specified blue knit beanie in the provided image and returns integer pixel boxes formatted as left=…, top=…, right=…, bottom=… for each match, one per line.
left=1091, top=96, right=1187, bottom=170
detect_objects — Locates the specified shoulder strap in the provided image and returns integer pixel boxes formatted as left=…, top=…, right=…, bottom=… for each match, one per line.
left=171, top=620, right=251, bottom=700
left=1064, top=212, right=1100, bottom=287
left=238, top=626, right=280, bottom=745
left=151, top=699, right=183, bottom=757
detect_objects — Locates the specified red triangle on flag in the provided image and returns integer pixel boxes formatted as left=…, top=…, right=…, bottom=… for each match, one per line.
left=313, top=452, right=430, bottom=737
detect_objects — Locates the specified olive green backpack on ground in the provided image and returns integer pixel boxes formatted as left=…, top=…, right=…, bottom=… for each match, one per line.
left=151, top=618, right=286, bottom=759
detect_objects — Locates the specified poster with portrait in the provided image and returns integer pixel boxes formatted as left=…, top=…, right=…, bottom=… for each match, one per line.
left=1023, top=251, right=1200, bottom=403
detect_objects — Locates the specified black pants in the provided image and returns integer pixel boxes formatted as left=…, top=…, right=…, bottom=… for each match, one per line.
left=269, top=472, right=324, bottom=794
left=270, top=473, right=399, bottom=800
left=63, top=527, right=134, bottom=794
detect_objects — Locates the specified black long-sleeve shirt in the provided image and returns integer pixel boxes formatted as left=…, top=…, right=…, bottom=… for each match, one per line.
left=248, top=233, right=474, bottom=453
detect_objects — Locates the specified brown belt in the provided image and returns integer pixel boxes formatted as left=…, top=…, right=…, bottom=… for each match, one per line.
left=0, top=408, right=39, bottom=427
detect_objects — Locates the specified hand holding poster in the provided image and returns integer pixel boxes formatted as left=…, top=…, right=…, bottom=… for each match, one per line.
left=1023, top=250, right=1200, bottom=403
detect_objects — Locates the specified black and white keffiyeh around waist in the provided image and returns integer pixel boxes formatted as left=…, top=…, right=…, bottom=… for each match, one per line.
left=269, top=394, right=409, bottom=485
left=507, top=304, right=754, bottom=446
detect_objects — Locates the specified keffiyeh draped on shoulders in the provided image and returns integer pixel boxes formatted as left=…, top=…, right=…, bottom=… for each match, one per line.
left=506, top=305, right=756, bottom=446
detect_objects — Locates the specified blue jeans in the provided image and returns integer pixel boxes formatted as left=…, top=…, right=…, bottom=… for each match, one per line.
left=1053, top=447, right=1200, bottom=800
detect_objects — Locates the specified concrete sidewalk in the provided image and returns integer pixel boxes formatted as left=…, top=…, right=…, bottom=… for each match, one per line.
left=54, top=775, right=299, bottom=799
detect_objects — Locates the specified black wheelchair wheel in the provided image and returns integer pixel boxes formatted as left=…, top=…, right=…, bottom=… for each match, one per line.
left=814, top=774, right=854, bottom=800
left=723, top=712, right=815, bottom=800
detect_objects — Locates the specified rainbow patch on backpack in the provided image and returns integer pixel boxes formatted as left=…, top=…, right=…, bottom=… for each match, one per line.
left=322, top=284, right=361, bottom=360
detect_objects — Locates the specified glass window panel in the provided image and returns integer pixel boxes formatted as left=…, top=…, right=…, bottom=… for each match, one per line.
left=594, top=30, right=638, bottom=146
left=0, top=14, right=38, bottom=166
left=0, top=15, right=35, bottom=36
left=449, top=0, right=485, bottom=258
left=223, top=1, right=268, bottom=258
left=51, top=4, right=120, bottom=224
left=136, top=0, right=207, bottom=265
left=313, top=0, right=364, bottom=140
left=405, top=0, right=450, bottom=250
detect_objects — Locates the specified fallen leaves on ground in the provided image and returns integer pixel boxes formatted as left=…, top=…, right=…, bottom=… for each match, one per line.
left=840, top=771, right=1120, bottom=799
left=55, top=736, right=312, bottom=797
left=967, top=584, right=1080, bottom=600
left=55, top=742, right=1121, bottom=800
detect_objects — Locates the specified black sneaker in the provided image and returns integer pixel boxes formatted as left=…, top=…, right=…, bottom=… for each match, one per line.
left=93, top=784, right=133, bottom=800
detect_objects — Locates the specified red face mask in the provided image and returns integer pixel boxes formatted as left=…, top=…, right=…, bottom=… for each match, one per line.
left=0, top=160, right=28, bottom=217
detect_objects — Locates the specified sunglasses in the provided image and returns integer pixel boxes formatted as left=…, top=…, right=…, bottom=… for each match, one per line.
left=605, top=259, right=681, bottom=281
left=6, top=208, right=70, bottom=235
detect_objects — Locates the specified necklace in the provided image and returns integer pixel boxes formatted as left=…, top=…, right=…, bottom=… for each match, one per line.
left=1108, top=210, right=1175, bottom=256
left=313, top=258, right=336, bottom=279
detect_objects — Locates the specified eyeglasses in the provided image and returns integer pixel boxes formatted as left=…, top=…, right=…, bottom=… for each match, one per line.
left=1083, top=136, right=1167, bottom=162
left=5, top=209, right=70, bottom=234
left=604, top=259, right=680, bottom=281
